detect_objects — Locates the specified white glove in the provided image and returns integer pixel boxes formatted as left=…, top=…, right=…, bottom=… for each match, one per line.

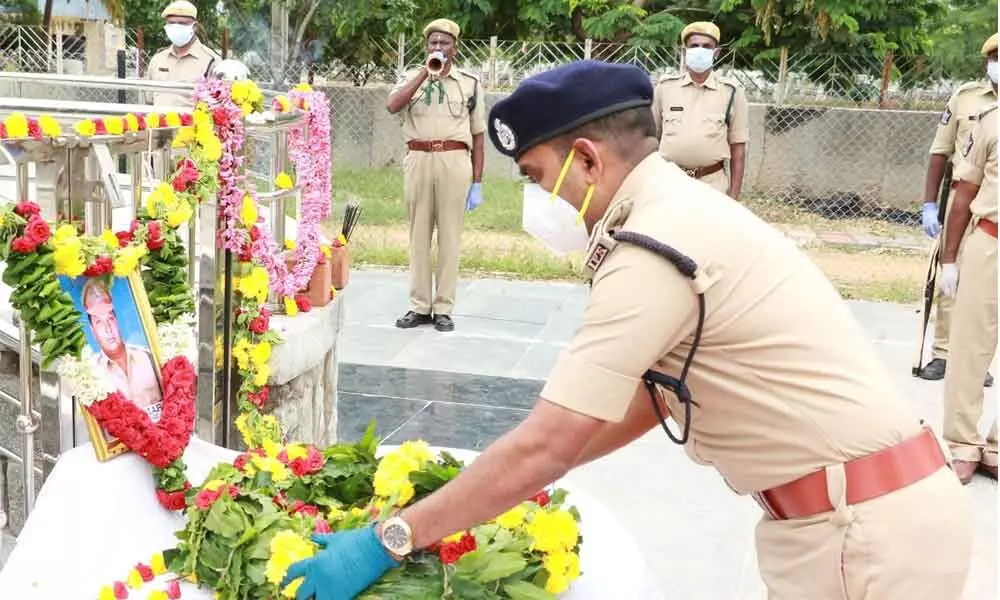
left=940, top=263, right=959, bottom=298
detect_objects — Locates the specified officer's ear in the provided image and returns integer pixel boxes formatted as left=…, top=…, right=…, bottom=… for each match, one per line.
left=570, top=138, right=603, bottom=185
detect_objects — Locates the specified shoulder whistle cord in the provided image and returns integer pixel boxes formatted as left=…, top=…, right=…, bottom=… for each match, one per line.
left=611, top=230, right=707, bottom=445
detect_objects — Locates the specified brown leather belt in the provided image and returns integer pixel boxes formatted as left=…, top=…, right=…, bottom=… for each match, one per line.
left=978, top=219, right=998, bottom=238
left=753, top=427, right=947, bottom=520
left=406, top=140, right=468, bottom=153
left=679, top=161, right=725, bottom=179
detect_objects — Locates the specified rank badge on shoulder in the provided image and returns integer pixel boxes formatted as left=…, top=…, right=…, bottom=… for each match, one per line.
left=941, top=107, right=952, bottom=125
left=962, top=134, right=974, bottom=157
left=586, top=242, right=611, bottom=272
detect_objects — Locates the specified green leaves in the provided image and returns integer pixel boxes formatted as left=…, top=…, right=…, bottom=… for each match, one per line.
left=205, top=500, right=245, bottom=538
left=503, top=581, right=558, bottom=600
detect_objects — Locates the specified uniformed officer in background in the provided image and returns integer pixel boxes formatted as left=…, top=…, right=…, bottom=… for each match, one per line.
left=652, top=22, right=749, bottom=198
left=281, top=61, right=971, bottom=600
left=939, top=97, right=998, bottom=484
left=917, top=33, right=997, bottom=384
left=386, top=18, right=486, bottom=333
left=145, top=0, right=221, bottom=108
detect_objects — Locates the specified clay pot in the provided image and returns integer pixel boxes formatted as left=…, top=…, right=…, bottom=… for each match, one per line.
left=330, top=244, right=350, bottom=291
left=283, top=251, right=334, bottom=308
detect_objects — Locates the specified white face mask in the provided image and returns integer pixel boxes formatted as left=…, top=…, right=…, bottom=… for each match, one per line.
left=522, top=183, right=591, bottom=256
left=165, top=23, right=195, bottom=48
left=988, top=61, right=999, bottom=84
left=685, top=47, right=715, bottom=74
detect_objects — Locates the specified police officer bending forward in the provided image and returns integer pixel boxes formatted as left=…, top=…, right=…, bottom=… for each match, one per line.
left=279, top=61, right=972, bottom=600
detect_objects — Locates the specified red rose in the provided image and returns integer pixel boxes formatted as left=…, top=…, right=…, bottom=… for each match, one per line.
left=27, top=118, right=41, bottom=140
left=166, top=580, right=181, bottom=600
left=94, top=119, right=107, bottom=136
left=277, top=449, right=289, bottom=464
left=84, top=256, right=114, bottom=277
left=24, top=215, right=51, bottom=245
left=180, top=113, right=194, bottom=126
left=314, top=518, right=332, bottom=534
left=439, top=543, right=464, bottom=565
left=226, top=484, right=240, bottom=499
left=146, top=221, right=165, bottom=251
left=250, top=225, right=261, bottom=242
left=530, top=490, right=551, bottom=507
left=136, top=563, right=154, bottom=582
left=195, top=488, right=222, bottom=510
left=249, top=314, right=269, bottom=335
left=290, top=501, right=319, bottom=517
left=13, top=201, right=40, bottom=218
left=248, top=390, right=265, bottom=409
left=295, top=295, right=312, bottom=313
left=0, top=123, right=8, bottom=138
left=238, top=241, right=253, bottom=263
left=113, top=581, right=128, bottom=599
left=135, top=115, right=147, bottom=131
left=213, top=107, right=229, bottom=126
left=233, top=453, right=250, bottom=471
left=115, top=230, right=133, bottom=246
left=10, top=237, right=36, bottom=253
left=459, top=532, right=477, bottom=553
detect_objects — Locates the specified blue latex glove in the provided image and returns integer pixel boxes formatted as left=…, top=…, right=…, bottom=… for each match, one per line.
left=466, top=182, right=483, bottom=211
left=922, top=202, right=941, bottom=238
left=280, top=526, right=399, bottom=600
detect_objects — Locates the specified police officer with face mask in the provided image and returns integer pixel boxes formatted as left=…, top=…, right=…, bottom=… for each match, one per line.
left=145, top=0, right=221, bottom=108
left=652, top=22, right=749, bottom=199
left=278, top=61, right=971, bottom=600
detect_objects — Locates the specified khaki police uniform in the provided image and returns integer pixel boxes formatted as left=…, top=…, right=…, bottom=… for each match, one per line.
left=391, top=66, right=485, bottom=316
left=652, top=72, right=749, bottom=194
left=146, top=38, right=220, bottom=108
left=942, top=105, right=998, bottom=468
left=541, top=153, right=972, bottom=598
left=92, top=345, right=163, bottom=416
left=926, top=79, right=997, bottom=361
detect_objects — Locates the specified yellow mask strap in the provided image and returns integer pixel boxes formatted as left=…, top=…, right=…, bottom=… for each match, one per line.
left=578, top=185, right=595, bottom=225
left=550, top=148, right=576, bottom=201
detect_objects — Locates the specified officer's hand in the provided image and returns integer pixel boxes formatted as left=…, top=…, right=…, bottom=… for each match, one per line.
left=922, top=202, right=941, bottom=238
left=280, top=526, right=398, bottom=600
left=940, top=263, right=959, bottom=298
left=466, top=182, right=483, bottom=211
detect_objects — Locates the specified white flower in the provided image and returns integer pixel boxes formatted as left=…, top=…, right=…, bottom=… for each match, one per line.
left=158, top=314, right=197, bottom=364
left=55, top=348, right=115, bottom=407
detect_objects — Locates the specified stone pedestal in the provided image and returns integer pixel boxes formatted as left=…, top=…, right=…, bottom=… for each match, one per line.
left=263, top=293, right=344, bottom=446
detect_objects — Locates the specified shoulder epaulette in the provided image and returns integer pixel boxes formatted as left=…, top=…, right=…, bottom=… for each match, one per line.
left=657, top=73, right=683, bottom=84
left=978, top=104, right=998, bottom=119
left=455, top=68, right=480, bottom=81
left=954, top=80, right=989, bottom=96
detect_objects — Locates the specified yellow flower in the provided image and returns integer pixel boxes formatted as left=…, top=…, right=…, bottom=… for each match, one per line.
left=320, top=244, right=332, bottom=259
left=101, top=229, right=119, bottom=249
left=240, top=103, right=253, bottom=117
left=275, top=95, right=291, bottom=112
left=124, top=113, right=140, bottom=132
left=4, top=113, right=28, bottom=138
left=231, top=80, right=251, bottom=104
left=265, top=531, right=317, bottom=598
left=527, top=510, right=579, bottom=554
left=284, top=296, right=298, bottom=317
left=240, top=195, right=258, bottom=227
left=495, top=505, right=528, bottom=530
left=148, top=590, right=169, bottom=600
left=53, top=243, right=86, bottom=277
left=98, top=585, right=116, bottom=600
left=399, top=440, right=433, bottom=464
left=250, top=341, right=272, bottom=367
left=275, top=172, right=294, bottom=190
left=442, top=532, right=464, bottom=544
left=200, top=137, right=223, bottom=161
left=145, top=182, right=177, bottom=219
left=236, top=414, right=252, bottom=446
left=146, top=113, right=162, bottom=128
left=114, top=245, right=146, bottom=277
left=251, top=453, right=288, bottom=482
left=38, top=115, right=61, bottom=137
left=545, top=572, right=570, bottom=595
left=105, top=117, right=124, bottom=135
left=337, top=233, right=347, bottom=246
left=73, top=119, right=96, bottom=137
left=543, top=551, right=580, bottom=594
left=164, top=112, right=182, bottom=128
left=293, top=82, right=313, bottom=92
left=233, top=338, right=252, bottom=370
left=172, top=126, right=195, bottom=148
left=165, top=203, right=193, bottom=228
left=237, top=266, right=270, bottom=304
left=151, top=552, right=167, bottom=576
left=350, top=507, right=367, bottom=518
left=284, top=239, right=296, bottom=251
left=285, top=443, right=308, bottom=461
left=262, top=438, right=281, bottom=460
left=373, top=451, right=421, bottom=507
left=253, top=363, right=270, bottom=387
left=203, top=479, right=227, bottom=492
left=127, top=568, right=143, bottom=589
left=52, top=224, right=78, bottom=247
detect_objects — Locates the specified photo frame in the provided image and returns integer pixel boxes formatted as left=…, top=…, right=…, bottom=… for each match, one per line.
left=57, top=271, right=166, bottom=461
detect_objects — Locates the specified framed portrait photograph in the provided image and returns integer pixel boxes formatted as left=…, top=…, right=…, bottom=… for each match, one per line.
left=57, top=271, right=166, bottom=461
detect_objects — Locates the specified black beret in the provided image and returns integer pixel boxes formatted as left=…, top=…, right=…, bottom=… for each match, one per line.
left=488, top=60, right=654, bottom=160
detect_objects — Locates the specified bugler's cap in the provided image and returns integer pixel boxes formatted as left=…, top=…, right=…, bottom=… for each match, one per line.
left=161, top=0, right=197, bottom=19
left=82, top=280, right=114, bottom=317
left=681, top=21, right=721, bottom=44
left=423, top=18, right=461, bottom=39
left=488, top=60, right=654, bottom=160
left=982, top=33, right=998, bottom=55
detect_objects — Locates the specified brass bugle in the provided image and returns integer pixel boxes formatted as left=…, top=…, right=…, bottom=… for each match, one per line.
left=426, top=54, right=444, bottom=75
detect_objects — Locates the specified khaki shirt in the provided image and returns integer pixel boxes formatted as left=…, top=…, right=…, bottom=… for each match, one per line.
left=92, top=344, right=163, bottom=420
left=391, top=68, right=486, bottom=148
left=954, top=105, right=998, bottom=223
left=928, top=80, right=996, bottom=160
left=651, top=71, right=749, bottom=169
left=542, top=153, right=922, bottom=494
left=146, top=39, right=221, bottom=108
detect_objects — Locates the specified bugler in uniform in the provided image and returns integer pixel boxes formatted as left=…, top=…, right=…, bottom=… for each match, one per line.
left=386, top=18, right=486, bottom=333
left=917, top=32, right=998, bottom=383
left=278, top=61, right=973, bottom=600
left=938, top=96, right=999, bottom=484
left=145, top=0, right=221, bottom=108
left=652, top=22, right=749, bottom=198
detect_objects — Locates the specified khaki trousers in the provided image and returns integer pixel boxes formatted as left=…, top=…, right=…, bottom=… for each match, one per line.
left=756, top=467, right=972, bottom=599
left=931, top=189, right=974, bottom=360
left=403, top=148, right=471, bottom=315
left=942, top=225, right=998, bottom=463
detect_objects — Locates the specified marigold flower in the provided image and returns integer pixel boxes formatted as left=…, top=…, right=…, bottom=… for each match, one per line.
left=265, top=530, right=316, bottom=598
left=495, top=504, right=528, bottom=530
left=124, top=113, right=140, bottom=132
left=150, top=552, right=167, bottom=576
left=527, top=510, right=579, bottom=554
left=127, top=568, right=144, bottom=589
left=283, top=296, right=298, bottom=317
left=105, top=117, right=125, bottom=135
left=114, top=245, right=146, bottom=277
left=146, top=113, right=162, bottom=128
left=240, top=195, right=258, bottom=227
left=38, top=115, right=61, bottom=137
left=4, top=113, right=28, bottom=138
left=101, top=229, right=119, bottom=249
left=275, top=172, right=294, bottom=190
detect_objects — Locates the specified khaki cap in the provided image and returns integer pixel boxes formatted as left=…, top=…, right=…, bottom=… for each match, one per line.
left=681, top=21, right=721, bottom=45
left=423, top=18, right=460, bottom=40
left=982, top=33, right=998, bottom=55
left=82, top=279, right=114, bottom=317
left=161, top=0, right=197, bottom=19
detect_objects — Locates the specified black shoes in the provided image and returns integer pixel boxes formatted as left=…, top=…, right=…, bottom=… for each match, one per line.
left=918, top=358, right=994, bottom=387
left=394, top=311, right=454, bottom=332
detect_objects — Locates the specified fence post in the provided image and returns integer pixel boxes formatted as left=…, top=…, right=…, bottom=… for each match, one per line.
left=774, top=46, right=789, bottom=105
left=137, top=27, right=145, bottom=77
left=397, top=33, right=406, bottom=79
left=878, top=50, right=894, bottom=109
left=584, top=38, right=592, bottom=60
left=55, top=23, right=64, bottom=75
left=489, top=35, right=497, bottom=88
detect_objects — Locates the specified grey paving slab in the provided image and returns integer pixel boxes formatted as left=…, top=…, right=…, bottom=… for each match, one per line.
left=390, top=332, right=533, bottom=377
left=508, top=341, right=564, bottom=381
left=383, top=401, right=530, bottom=451
left=336, top=391, right=428, bottom=443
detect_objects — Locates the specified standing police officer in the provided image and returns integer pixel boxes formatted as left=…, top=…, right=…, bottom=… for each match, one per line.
left=939, top=97, right=998, bottom=484
left=652, top=22, right=749, bottom=198
left=145, top=1, right=220, bottom=108
left=386, top=18, right=486, bottom=333
left=917, top=33, right=997, bottom=383
left=280, top=61, right=971, bottom=600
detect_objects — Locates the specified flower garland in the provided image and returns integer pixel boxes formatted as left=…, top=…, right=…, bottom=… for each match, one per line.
left=0, top=111, right=194, bottom=142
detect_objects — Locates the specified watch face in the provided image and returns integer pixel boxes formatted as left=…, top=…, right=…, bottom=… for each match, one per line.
left=383, top=523, right=409, bottom=551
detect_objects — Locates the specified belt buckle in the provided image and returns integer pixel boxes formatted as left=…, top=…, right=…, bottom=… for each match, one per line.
left=431, top=141, right=445, bottom=152
left=683, top=168, right=697, bottom=177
